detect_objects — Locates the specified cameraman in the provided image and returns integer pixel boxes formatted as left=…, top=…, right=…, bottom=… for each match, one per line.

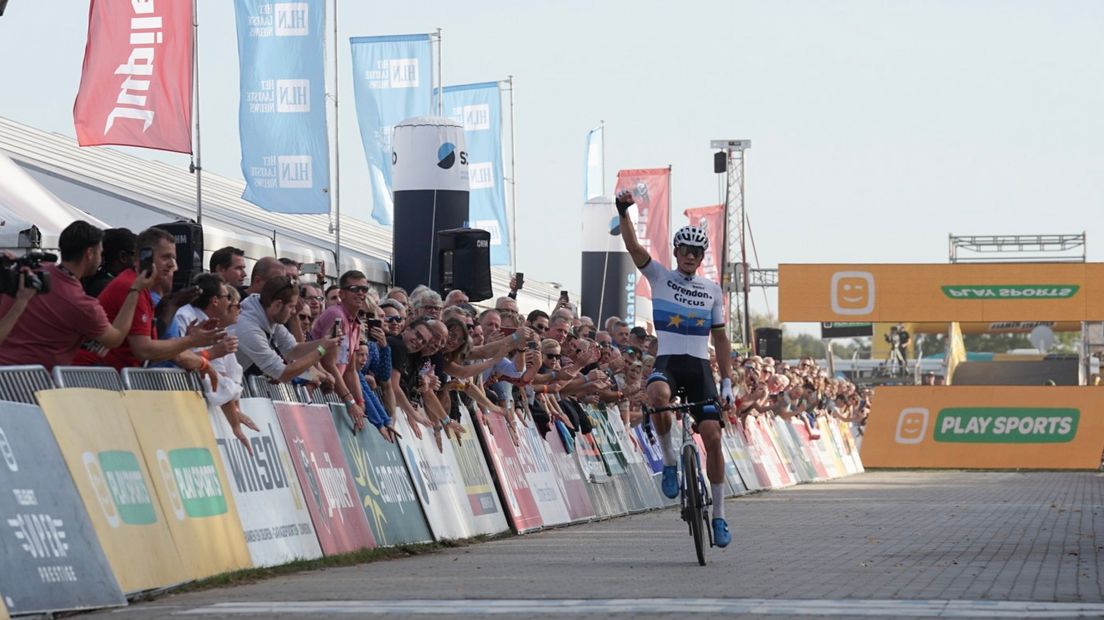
left=0, top=221, right=155, bottom=369
left=0, top=252, right=37, bottom=346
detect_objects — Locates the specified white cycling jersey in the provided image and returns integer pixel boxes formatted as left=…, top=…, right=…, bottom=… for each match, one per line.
left=640, top=258, right=725, bottom=360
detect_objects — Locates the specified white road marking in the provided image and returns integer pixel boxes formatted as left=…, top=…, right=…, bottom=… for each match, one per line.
left=175, top=598, right=1104, bottom=617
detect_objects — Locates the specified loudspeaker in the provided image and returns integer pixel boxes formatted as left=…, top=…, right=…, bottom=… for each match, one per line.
left=714, top=151, right=727, bottom=174
left=437, top=227, right=492, bottom=302
left=754, top=327, right=783, bottom=360
left=155, top=221, right=204, bottom=292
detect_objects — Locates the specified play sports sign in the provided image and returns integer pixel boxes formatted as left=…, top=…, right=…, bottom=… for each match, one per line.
left=779, top=264, right=1104, bottom=322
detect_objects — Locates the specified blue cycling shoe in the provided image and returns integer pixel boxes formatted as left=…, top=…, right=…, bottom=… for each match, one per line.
left=712, top=517, right=731, bottom=548
left=661, top=465, right=679, bottom=499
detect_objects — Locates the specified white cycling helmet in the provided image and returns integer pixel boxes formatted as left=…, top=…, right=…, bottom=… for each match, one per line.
left=672, top=225, right=709, bottom=250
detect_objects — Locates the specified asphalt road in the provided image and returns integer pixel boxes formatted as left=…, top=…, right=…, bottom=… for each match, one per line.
left=85, top=470, right=1104, bottom=619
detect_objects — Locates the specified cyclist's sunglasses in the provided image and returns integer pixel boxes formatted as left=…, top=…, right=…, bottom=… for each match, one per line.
left=675, top=245, right=704, bottom=258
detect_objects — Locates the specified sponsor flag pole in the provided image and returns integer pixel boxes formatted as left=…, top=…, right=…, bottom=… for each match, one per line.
left=191, top=0, right=202, bottom=224
left=331, top=0, right=342, bottom=270
left=507, top=76, right=518, bottom=270
left=434, top=28, right=443, bottom=114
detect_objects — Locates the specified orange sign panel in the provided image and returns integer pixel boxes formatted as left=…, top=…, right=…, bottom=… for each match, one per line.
left=779, top=263, right=1104, bottom=322
left=862, top=387, right=1104, bottom=469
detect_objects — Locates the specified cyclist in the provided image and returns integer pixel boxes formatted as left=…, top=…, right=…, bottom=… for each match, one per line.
left=614, top=189, right=735, bottom=547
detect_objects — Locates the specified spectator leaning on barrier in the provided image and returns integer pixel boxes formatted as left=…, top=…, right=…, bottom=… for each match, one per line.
left=324, top=284, right=340, bottom=307
left=387, top=316, right=438, bottom=435
left=74, top=227, right=224, bottom=380
left=310, top=270, right=372, bottom=432
left=234, top=275, right=339, bottom=383
left=409, top=287, right=443, bottom=321
left=210, top=246, right=247, bottom=290
left=354, top=340, right=397, bottom=442
left=82, top=227, right=137, bottom=298
left=380, top=299, right=406, bottom=336
left=0, top=221, right=159, bottom=369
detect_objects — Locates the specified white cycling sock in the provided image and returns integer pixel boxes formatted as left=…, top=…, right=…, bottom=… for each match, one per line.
left=711, top=484, right=726, bottom=519
left=658, top=431, right=677, bottom=466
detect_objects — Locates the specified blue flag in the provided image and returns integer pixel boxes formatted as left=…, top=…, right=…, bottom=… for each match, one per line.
left=584, top=124, right=604, bottom=201
left=234, top=0, right=331, bottom=214
left=349, top=34, right=433, bottom=227
left=442, top=82, right=510, bottom=266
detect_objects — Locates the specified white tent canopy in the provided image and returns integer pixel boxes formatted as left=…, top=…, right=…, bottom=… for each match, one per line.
left=0, top=149, right=106, bottom=250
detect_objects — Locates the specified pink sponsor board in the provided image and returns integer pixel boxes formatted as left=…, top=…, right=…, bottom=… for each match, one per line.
left=476, top=410, right=542, bottom=533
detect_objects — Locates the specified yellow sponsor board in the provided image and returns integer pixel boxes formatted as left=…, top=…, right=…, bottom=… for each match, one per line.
left=37, top=389, right=188, bottom=593
left=779, top=263, right=1104, bottom=322
left=862, top=387, right=1104, bottom=469
left=122, top=391, right=252, bottom=580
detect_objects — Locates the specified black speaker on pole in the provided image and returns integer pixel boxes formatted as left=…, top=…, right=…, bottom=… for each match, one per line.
left=437, top=227, right=492, bottom=302
left=754, top=327, right=783, bottom=360
left=714, top=151, right=727, bottom=173
left=155, top=221, right=204, bottom=292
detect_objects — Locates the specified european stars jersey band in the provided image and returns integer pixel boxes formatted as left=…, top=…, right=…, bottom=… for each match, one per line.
left=640, top=258, right=725, bottom=360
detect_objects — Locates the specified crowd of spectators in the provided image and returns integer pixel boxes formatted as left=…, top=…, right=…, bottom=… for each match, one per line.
left=0, top=219, right=869, bottom=456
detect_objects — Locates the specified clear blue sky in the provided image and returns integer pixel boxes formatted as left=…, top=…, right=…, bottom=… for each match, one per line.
left=1, top=0, right=1102, bottom=326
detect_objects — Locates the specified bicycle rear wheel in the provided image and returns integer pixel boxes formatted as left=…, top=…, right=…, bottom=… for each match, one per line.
left=681, top=444, right=706, bottom=566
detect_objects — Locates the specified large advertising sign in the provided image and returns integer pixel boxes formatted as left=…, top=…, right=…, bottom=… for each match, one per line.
left=327, top=404, right=432, bottom=546
left=208, top=399, right=322, bottom=567
left=0, top=402, right=125, bottom=615
left=863, top=387, right=1104, bottom=469
left=123, top=391, right=252, bottom=578
left=475, top=410, right=543, bottom=533
left=780, top=263, right=1104, bottom=322
left=273, top=402, right=376, bottom=554
left=37, top=389, right=187, bottom=593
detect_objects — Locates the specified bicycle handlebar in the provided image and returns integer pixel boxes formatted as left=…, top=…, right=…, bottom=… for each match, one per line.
left=641, top=399, right=720, bottom=415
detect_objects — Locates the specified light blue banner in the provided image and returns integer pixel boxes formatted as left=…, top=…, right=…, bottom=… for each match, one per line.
left=349, top=34, right=433, bottom=227
left=442, top=82, right=510, bottom=266
left=234, top=0, right=330, bottom=214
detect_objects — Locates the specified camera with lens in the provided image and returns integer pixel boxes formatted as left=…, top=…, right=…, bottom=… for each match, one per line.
left=0, top=251, right=55, bottom=296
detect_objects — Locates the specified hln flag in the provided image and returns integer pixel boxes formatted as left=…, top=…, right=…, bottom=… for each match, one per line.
left=73, top=0, right=193, bottom=153
left=442, top=82, right=510, bottom=266
left=349, top=34, right=434, bottom=227
left=234, top=0, right=331, bottom=215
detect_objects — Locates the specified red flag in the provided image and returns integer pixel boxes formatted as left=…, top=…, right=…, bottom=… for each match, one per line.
left=615, top=168, right=670, bottom=302
left=684, top=204, right=729, bottom=318
left=73, top=0, right=193, bottom=153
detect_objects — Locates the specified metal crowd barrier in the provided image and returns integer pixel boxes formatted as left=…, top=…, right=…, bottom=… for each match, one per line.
left=0, top=365, right=54, bottom=404
left=121, top=367, right=203, bottom=392
left=245, top=375, right=300, bottom=402
left=52, top=366, right=125, bottom=391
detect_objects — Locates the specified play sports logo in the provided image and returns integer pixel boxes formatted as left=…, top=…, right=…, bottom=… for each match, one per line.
left=941, top=285, right=1080, bottom=300
left=830, top=271, right=875, bottom=315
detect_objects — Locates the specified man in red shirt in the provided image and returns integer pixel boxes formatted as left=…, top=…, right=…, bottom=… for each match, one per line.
left=0, top=221, right=154, bottom=369
left=74, top=227, right=223, bottom=371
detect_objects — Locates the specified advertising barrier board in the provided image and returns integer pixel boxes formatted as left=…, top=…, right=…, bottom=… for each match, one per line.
left=475, top=409, right=543, bottom=533
left=37, top=389, right=187, bottom=592
left=863, top=387, right=1104, bottom=469
left=0, top=402, right=125, bottom=615
left=123, top=391, right=252, bottom=578
left=451, top=403, right=510, bottom=536
left=208, top=399, right=322, bottom=566
left=272, top=402, right=376, bottom=554
left=516, top=419, right=571, bottom=526
left=392, top=412, right=475, bottom=540
left=780, top=263, right=1104, bottom=323
left=585, top=406, right=647, bottom=512
left=722, top=426, right=763, bottom=492
left=574, top=433, right=624, bottom=517
left=328, top=404, right=433, bottom=546
left=542, top=422, right=597, bottom=522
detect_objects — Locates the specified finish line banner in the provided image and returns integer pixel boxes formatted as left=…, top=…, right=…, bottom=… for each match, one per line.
left=349, top=34, right=433, bottom=226
left=442, top=82, right=510, bottom=266
left=235, top=0, right=331, bottom=214
left=863, top=387, right=1104, bottom=469
left=779, top=263, right=1104, bottom=322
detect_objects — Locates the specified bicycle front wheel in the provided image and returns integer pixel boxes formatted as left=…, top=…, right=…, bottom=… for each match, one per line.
left=681, top=444, right=706, bottom=566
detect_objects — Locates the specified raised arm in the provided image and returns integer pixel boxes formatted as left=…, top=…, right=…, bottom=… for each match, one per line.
left=615, top=190, right=652, bottom=268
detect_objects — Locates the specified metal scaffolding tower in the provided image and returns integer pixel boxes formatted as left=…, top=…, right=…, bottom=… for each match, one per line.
left=712, top=139, right=751, bottom=346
